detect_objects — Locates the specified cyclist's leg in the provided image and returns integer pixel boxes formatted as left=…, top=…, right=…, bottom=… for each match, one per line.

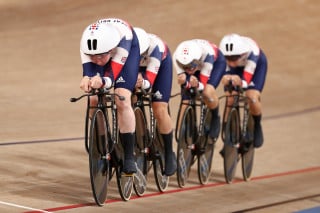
left=151, top=53, right=176, bottom=176
left=203, top=84, right=220, bottom=139
left=152, top=102, right=176, bottom=176
left=116, top=88, right=137, bottom=174
left=114, top=35, right=140, bottom=174
left=246, top=51, right=268, bottom=148
left=246, top=89, right=263, bottom=148
left=204, top=52, right=225, bottom=138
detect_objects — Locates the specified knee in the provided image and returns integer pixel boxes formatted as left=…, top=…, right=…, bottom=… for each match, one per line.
left=203, top=85, right=218, bottom=108
left=246, top=91, right=261, bottom=104
left=117, top=99, right=131, bottom=113
left=153, top=104, right=168, bottom=119
left=115, top=88, right=132, bottom=111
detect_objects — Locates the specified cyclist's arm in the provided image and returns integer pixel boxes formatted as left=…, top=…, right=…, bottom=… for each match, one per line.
left=199, top=54, right=214, bottom=87
left=179, top=74, right=204, bottom=91
left=110, top=37, right=131, bottom=80
left=242, top=38, right=260, bottom=87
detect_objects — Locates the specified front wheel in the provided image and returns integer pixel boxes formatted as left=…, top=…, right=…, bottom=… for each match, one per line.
left=223, top=108, right=240, bottom=184
left=177, top=106, right=195, bottom=188
left=89, top=109, right=110, bottom=206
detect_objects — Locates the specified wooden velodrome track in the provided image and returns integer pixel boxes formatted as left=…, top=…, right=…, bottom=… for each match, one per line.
left=0, top=0, right=319, bottom=212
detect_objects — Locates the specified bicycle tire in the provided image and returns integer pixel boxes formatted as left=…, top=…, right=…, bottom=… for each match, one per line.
left=197, top=110, right=214, bottom=185
left=133, top=107, right=147, bottom=196
left=153, top=129, right=169, bottom=192
left=242, top=113, right=255, bottom=181
left=177, top=106, right=195, bottom=188
left=114, top=141, right=133, bottom=201
left=89, top=109, right=110, bottom=206
left=223, top=108, right=240, bottom=184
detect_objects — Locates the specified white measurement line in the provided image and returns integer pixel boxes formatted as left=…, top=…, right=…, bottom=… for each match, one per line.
left=0, top=200, right=51, bottom=213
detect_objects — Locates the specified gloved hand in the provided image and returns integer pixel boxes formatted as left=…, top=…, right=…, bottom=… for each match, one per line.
left=142, top=79, right=151, bottom=91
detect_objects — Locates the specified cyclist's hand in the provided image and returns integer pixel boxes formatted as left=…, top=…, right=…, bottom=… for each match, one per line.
left=221, top=75, right=232, bottom=86
left=142, top=79, right=151, bottom=91
left=177, top=73, right=187, bottom=85
left=222, top=75, right=242, bottom=87
left=80, top=76, right=91, bottom=93
left=90, top=75, right=103, bottom=89
left=231, top=75, right=242, bottom=87
left=189, top=75, right=199, bottom=87
left=135, top=73, right=143, bottom=88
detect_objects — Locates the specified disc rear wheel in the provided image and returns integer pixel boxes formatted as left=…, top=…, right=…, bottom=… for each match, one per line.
left=115, top=139, right=133, bottom=201
left=242, top=113, right=255, bottom=181
left=198, top=109, right=215, bottom=185
left=153, top=130, right=169, bottom=192
left=133, top=107, right=148, bottom=196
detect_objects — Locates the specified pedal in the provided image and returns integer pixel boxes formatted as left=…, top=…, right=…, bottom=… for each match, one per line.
left=121, top=173, right=134, bottom=177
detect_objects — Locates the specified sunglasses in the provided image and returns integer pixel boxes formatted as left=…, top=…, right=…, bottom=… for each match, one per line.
left=86, top=50, right=113, bottom=59
left=177, top=60, right=200, bottom=70
left=225, top=55, right=242, bottom=62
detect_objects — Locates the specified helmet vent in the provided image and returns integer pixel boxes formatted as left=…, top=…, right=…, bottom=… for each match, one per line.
left=225, top=43, right=233, bottom=52
left=92, top=39, right=97, bottom=50
left=87, top=39, right=97, bottom=50
left=87, top=39, right=92, bottom=50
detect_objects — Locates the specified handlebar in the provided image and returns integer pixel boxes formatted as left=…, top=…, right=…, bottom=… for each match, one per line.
left=70, top=88, right=125, bottom=103
left=134, top=87, right=151, bottom=96
left=225, top=80, right=244, bottom=94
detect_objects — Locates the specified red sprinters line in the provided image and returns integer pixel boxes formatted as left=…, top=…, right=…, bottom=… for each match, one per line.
left=23, top=166, right=320, bottom=213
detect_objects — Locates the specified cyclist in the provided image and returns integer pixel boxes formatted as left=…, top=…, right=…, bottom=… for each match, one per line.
left=173, top=39, right=226, bottom=139
left=133, top=27, right=176, bottom=176
left=219, top=33, right=268, bottom=148
left=79, top=18, right=140, bottom=174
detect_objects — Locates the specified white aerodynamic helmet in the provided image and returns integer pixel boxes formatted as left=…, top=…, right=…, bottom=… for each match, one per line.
left=175, top=40, right=202, bottom=65
left=219, top=33, right=249, bottom=56
left=80, top=23, right=121, bottom=55
left=134, top=27, right=150, bottom=55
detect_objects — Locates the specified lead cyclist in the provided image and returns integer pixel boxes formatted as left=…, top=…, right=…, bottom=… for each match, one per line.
left=79, top=18, right=140, bottom=174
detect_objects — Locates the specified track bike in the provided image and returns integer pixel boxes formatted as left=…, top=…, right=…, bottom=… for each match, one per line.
left=70, top=88, right=136, bottom=205
left=132, top=88, right=169, bottom=195
left=174, top=87, right=216, bottom=187
left=219, top=80, right=255, bottom=184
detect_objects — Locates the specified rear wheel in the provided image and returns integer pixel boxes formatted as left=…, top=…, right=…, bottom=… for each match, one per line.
left=153, top=129, right=169, bottom=192
left=198, top=110, right=214, bottom=185
left=115, top=138, right=133, bottom=201
left=89, top=109, right=109, bottom=206
left=242, top=113, right=255, bottom=181
left=133, top=107, right=148, bottom=196
left=223, top=108, right=240, bottom=184
left=177, top=107, right=195, bottom=188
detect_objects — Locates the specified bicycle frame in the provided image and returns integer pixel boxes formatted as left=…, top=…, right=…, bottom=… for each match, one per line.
left=71, top=88, right=132, bottom=204
left=175, top=88, right=207, bottom=145
left=133, top=90, right=156, bottom=149
left=82, top=88, right=119, bottom=154
left=219, top=81, right=255, bottom=183
left=221, top=85, right=251, bottom=144
left=132, top=88, right=169, bottom=192
left=175, top=87, right=215, bottom=187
